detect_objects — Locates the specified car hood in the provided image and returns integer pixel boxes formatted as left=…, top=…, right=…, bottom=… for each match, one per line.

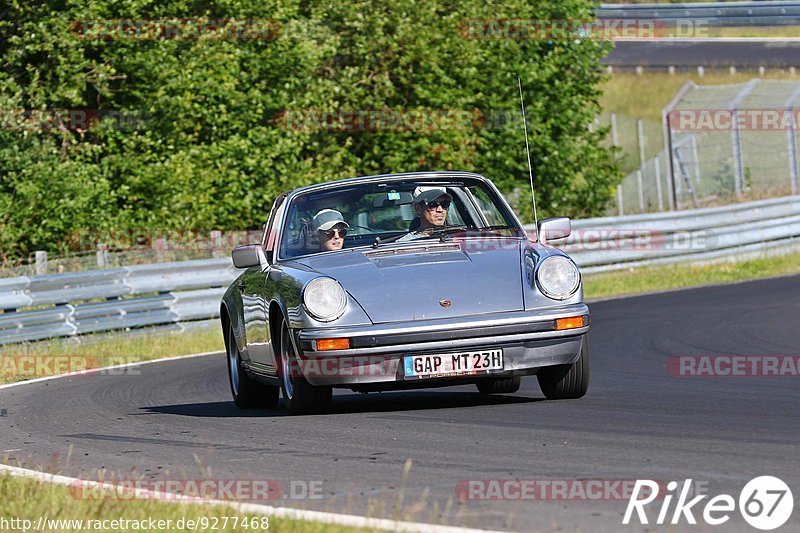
left=294, top=240, right=524, bottom=323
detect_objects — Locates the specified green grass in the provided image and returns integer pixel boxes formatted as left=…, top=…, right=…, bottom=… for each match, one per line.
left=583, top=251, right=800, bottom=300
left=0, top=326, right=224, bottom=384
left=0, top=473, right=378, bottom=533
left=712, top=26, right=800, bottom=38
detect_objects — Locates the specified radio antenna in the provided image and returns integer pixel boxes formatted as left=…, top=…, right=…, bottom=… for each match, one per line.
left=517, top=77, right=539, bottom=238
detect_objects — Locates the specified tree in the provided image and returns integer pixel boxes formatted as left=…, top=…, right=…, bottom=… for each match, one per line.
left=0, top=0, right=619, bottom=260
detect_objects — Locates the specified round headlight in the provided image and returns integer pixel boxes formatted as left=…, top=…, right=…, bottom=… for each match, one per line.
left=303, top=277, right=347, bottom=321
left=536, top=255, right=580, bottom=300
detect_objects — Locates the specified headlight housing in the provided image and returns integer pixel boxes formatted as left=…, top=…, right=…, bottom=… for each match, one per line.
left=536, top=255, right=580, bottom=300
left=303, top=277, right=347, bottom=321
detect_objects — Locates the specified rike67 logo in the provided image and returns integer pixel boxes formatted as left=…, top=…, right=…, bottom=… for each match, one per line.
left=624, top=477, right=794, bottom=530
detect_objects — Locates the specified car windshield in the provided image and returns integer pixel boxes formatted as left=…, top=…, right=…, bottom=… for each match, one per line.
left=279, top=177, right=523, bottom=258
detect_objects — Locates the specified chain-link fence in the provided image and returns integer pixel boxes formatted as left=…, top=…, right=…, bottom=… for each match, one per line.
left=599, top=79, right=800, bottom=215
left=666, top=79, right=800, bottom=209
left=595, top=112, right=669, bottom=215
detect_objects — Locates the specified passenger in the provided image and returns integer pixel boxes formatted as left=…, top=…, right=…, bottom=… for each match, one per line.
left=312, top=209, right=349, bottom=251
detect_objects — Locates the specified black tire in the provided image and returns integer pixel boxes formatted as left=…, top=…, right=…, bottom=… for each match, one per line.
left=537, top=335, right=590, bottom=400
left=476, top=376, right=521, bottom=395
left=277, top=319, right=332, bottom=415
left=226, top=323, right=279, bottom=409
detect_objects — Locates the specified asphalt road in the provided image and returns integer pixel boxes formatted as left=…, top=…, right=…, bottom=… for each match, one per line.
left=604, top=41, right=800, bottom=68
left=2, top=275, right=800, bottom=532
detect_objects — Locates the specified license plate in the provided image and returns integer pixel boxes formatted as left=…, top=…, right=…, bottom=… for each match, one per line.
left=403, top=349, right=504, bottom=379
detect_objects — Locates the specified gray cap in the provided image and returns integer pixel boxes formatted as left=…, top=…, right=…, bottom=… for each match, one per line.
left=413, top=187, right=452, bottom=205
left=312, top=209, right=350, bottom=231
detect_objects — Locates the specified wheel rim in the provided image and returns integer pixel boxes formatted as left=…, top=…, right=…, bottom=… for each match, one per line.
left=228, top=331, right=240, bottom=396
left=281, top=327, right=294, bottom=400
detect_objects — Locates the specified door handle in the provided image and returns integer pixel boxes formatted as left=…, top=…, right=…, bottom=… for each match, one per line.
left=237, top=281, right=246, bottom=290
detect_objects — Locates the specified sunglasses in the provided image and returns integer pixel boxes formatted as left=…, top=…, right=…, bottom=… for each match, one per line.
left=321, top=228, right=348, bottom=238
left=423, top=200, right=451, bottom=210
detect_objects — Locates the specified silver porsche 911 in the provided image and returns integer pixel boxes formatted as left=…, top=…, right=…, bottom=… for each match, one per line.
left=221, top=171, right=589, bottom=414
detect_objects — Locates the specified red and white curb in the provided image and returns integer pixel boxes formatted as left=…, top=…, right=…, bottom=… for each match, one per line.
left=0, top=352, right=503, bottom=533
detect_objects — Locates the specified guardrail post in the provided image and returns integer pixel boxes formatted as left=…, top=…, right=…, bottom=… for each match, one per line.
left=154, top=237, right=167, bottom=262
left=211, top=230, right=223, bottom=258
left=35, top=251, right=47, bottom=275
left=96, top=243, right=108, bottom=268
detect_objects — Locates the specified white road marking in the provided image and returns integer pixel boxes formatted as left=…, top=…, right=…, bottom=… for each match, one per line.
left=0, top=463, right=502, bottom=533
left=0, top=351, right=222, bottom=391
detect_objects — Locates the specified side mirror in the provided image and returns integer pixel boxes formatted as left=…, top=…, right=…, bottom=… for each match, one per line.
left=232, top=244, right=267, bottom=269
left=537, top=217, right=571, bottom=245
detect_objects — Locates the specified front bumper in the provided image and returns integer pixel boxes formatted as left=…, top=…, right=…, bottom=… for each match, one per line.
left=293, top=304, right=589, bottom=387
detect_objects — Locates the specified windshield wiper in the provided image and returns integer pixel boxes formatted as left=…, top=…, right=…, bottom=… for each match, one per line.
left=413, top=224, right=469, bottom=242
left=372, top=232, right=410, bottom=247
left=424, top=224, right=468, bottom=236
left=477, top=224, right=516, bottom=232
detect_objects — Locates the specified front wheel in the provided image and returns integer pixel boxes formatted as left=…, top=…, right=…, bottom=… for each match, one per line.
left=278, top=319, right=332, bottom=415
left=226, top=323, right=279, bottom=408
left=537, top=335, right=590, bottom=400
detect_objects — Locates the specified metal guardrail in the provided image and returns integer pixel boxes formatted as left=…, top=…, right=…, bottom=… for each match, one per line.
left=560, top=195, right=800, bottom=273
left=0, top=259, right=236, bottom=345
left=598, top=2, right=800, bottom=27
left=1, top=195, right=799, bottom=345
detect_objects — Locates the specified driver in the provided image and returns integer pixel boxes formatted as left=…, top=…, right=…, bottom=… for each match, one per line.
left=413, top=187, right=452, bottom=230
left=312, top=209, right=349, bottom=251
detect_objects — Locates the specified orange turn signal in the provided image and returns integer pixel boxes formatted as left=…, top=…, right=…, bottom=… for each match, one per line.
left=555, top=315, right=587, bottom=331
left=316, top=338, right=351, bottom=351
